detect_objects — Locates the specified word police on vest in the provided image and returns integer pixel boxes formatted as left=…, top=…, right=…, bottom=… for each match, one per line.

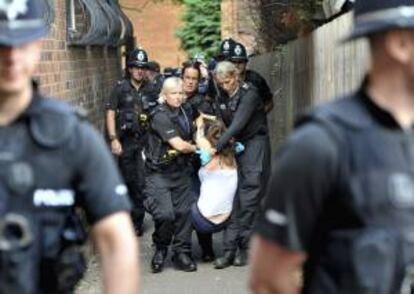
left=33, top=189, right=75, bottom=207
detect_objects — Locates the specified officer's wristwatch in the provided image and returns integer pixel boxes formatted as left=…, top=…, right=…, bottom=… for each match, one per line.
left=109, top=135, right=118, bottom=141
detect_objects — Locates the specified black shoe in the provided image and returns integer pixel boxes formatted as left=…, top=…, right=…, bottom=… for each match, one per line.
left=151, top=248, right=167, bottom=273
left=172, top=253, right=197, bottom=272
left=201, top=251, right=215, bottom=263
left=214, top=251, right=235, bottom=269
left=233, top=248, right=248, bottom=267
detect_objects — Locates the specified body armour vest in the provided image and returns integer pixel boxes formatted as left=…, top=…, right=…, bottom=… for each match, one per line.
left=145, top=103, right=194, bottom=172
left=115, top=79, right=157, bottom=138
left=0, top=95, right=86, bottom=294
left=300, top=94, right=414, bottom=294
left=219, top=83, right=267, bottom=142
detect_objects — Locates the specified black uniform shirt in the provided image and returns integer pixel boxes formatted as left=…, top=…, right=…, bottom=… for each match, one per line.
left=245, top=70, right=273, bottom=107
left=254, top=87, right=406, bottom=253
left=216, top=83, right=267, bottom=151
left=11, top=93, right=131, bottom=225
left=151, top=104, right=193, bottom=142
left=106, top=78, right=157, bottom=112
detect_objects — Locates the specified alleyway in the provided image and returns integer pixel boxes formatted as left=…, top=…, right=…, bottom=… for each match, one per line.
left=76, top=217, right=249, bottom=294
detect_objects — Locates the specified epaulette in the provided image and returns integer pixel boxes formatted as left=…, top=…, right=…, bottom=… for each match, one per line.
left=241, top=82, right=250, bottom=90
left=29, top=97, right=80, bottom=148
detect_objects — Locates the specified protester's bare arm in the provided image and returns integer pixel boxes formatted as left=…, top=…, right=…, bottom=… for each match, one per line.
left=92, top=212, right=139, bottom=294
left=249, top=235, right=306, bottom=294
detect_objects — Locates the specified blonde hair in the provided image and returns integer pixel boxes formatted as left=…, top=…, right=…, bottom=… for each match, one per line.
left=158, top=77, right=183, bottom=104
left=214, top=61, right=238, bottom=80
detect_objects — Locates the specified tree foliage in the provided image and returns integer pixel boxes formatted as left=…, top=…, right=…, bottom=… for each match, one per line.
left=175, top=0, right=221, bottom=60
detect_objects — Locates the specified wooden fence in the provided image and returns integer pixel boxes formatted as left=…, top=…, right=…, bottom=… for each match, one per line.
left=249, top=13, right=369, bottom=151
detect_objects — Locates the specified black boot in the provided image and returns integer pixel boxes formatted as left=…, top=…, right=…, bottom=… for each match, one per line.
left=233, top=248, right=248, bottom=267
left=172, top=253, right=197, bottom=272
left=151, top=247, right=167, bottom=273
left=214, top=251, right=235, bottom=269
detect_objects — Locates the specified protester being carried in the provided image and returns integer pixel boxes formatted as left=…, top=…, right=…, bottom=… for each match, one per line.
left=192, top=116, right=238, bottom=234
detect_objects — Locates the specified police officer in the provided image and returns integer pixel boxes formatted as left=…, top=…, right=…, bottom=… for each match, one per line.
left=0, top=0, right=139, bottom=293
left=228, top=42, right=274, bottom=113
left=147, top=60, right=163, bottom=94
left=106, top=48, right=157, bottom=235
left=212, top=61, right=271, bottom=269
left=144, top=77, right=198, bottom=273
left=250, top=1, right=414, bottom=293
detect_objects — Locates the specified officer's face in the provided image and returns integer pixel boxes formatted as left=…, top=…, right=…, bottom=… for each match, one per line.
left=232, top=61, right=247, bottom=76
left=0, top=41, right=41, bottom=95
left=165, top=85, right=184, bottom=108
left=129, top=66, right=147, bottom=82
left=182, top=68, right=200, bottom=95
left=217, top=74, right=239, bottom=95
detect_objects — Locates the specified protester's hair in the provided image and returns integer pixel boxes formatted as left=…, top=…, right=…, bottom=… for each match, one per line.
left=205, top=120, right=236, bottom=167
left=158, top=77, right=183, bottom=104
left=182, top=59, right=201, bottom=81
left=214, top=61, right=238, bottom=80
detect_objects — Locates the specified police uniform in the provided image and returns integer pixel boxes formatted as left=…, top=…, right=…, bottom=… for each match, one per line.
left=254, top=84, right=414, bottom=293
left=144, top=102, right=196, bottom=272
left=0, top=1, right=131, bottom=292
left=0, top=89, right=131, bottom=293
left=215, top=82, right=271, bottom=266
left=245, top=70, right=273, bottom=112
left=106, top=74, right=157, bottom=233
left=254, top=1, right=414, bottom=292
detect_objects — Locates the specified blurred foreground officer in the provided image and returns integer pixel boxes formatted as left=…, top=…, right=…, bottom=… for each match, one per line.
left=0, top=0, right=139, bottom=293
left=144, top=77, right=197, bottom=273
left=106, top=48, right=156, bottom=235
left=250, top=1, right=414, bottom=293
left=213, top=62, right=270, bottom=269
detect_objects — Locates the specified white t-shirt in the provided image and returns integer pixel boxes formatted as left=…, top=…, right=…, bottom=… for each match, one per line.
left=197, top=167, right=238, bottom=218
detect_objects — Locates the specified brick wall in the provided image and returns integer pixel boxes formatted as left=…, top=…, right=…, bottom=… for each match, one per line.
left=35, top=0, right=122, bottom=130
left=120, top=0, right=188, bottom=68
left=221, top=0, right=259, bottom=54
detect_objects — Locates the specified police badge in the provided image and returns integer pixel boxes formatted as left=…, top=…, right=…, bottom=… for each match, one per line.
left=0, top=0, right=28, bottom=20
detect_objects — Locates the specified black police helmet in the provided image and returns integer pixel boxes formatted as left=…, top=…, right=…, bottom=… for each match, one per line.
left=346, top=0, right=414, bottom=41
left=0, top=0, right=49, bottom=46
left=127, top=48, right=149, bottom=68
left=230, top=42, right=248, bottom=63
left=217, top=38, right=237, bottom=61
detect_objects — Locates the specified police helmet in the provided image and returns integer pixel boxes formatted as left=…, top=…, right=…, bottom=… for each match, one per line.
left=346, top=0, right=414, bottom=40
left=127, top=48, right=149, bottom=68
left=0, top=0, right=49, bottom=46
left=229, top=42, right=248, bottom=63
left=217, top=38, right=237, bottom=61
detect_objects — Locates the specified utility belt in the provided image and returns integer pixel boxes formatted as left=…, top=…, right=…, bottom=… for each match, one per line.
left=321, top=227, right=414, bottom=294
left=237, top=127, right=268, bottom=143
left=145, top=149, right=190, bottom=173
left=118, top=110, right=149, bottom=138
left=0, top=211, right=87, bottom=294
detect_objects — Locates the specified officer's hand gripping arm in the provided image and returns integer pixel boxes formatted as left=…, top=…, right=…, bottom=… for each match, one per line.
left=92, top=212, right=139, bottom=294
left=168, top=137, right=197, bottom=154
left=216, top=91, right=259, bottom=151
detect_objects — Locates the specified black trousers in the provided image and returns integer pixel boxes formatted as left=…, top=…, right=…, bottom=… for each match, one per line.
left=223, top=135, right=271, bottom=251
left=119, top=136, right=145, bottom=230
left=144, top=168, right=193, bottom=254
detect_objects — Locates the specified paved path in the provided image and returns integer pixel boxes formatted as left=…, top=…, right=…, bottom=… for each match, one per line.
left=77, top=216, right=249, bottom=294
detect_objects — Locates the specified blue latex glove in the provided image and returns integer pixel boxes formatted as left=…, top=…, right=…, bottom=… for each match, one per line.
left=196, top=149, right=212, bottom=166
left=234, top=142, right=245, bottom=154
